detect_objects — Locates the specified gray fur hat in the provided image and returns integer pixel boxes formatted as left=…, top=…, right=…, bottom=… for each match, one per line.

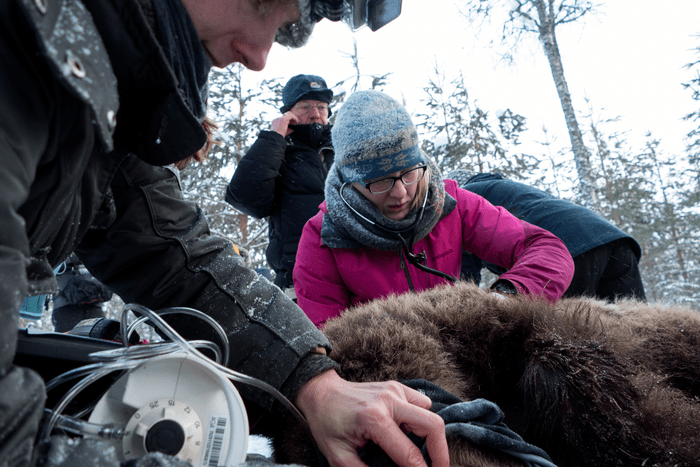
left=332, top=90, right=425, bottom=184
left=275, top=0, right=317, bottom=48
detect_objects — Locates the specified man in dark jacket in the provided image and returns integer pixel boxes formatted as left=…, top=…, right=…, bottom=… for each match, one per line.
left=0, top=1, right=448, bottom=467
left=448, top=171, right=646, bottom=301
left=226, top=74, right=334, bottom=297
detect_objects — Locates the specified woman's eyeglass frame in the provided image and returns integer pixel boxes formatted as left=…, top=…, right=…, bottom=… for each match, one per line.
left=361, top=165, right=428, bottom=194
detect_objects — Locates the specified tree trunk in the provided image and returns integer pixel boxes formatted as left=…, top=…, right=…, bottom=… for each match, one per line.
left=533, top=0, right=597, bottom=207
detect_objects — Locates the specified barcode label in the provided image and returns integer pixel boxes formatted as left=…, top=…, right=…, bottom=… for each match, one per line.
left=202, top=415, right=228, bottom=467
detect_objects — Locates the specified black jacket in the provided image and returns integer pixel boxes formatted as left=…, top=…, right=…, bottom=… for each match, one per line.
left=0, top=0, right=334, bottom=422
left=226, top=125, right=334, bottom=288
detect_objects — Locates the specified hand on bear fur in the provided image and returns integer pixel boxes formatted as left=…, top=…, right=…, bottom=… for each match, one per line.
left=294, top=369, right=449, bottom=467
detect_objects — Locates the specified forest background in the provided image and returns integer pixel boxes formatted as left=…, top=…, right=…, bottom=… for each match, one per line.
left=177, top=0, right=700, bottom=309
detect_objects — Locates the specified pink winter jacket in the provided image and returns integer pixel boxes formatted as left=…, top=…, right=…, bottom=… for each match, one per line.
left=294, top=180, right=574, bottom=327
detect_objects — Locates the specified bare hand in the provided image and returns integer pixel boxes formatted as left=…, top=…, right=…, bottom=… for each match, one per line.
left=271, top=112, right=300, bottom=137
left=295, top=370, right=449, bottom=467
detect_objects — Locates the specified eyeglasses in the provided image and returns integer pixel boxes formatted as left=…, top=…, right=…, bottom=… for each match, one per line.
left=294, top=103, right=329, bottom=114
left=362, top=166, right=427, bottom=194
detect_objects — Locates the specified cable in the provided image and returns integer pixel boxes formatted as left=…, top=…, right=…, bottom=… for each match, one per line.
left=41, top=360, right=138, bottom=441
left=90, top=340, right=223, bottom=366
left=41, top=302, right=311, bottom=466
left=118, top=303, right=310, bottom=464
left=116, top=303, right=308, bottom=427
left=123, top=307, right=230, bottom=367
left=47, top=409, right=123, bottom=439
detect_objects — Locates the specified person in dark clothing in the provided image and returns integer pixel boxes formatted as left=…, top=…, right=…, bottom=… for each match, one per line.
left=226, top=74, right=334, bottom=297
left=51, top=253, right=113, bottom=333
left=0, top=1, right=449, bottom=467
left=448, top=170, right=647, bottom=302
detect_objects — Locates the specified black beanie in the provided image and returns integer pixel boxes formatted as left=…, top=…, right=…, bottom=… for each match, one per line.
left=280, top=74, right=333, bottom=114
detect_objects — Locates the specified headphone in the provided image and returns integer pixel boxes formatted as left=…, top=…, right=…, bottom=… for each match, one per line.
left=310, top=0, right=403, bottom=31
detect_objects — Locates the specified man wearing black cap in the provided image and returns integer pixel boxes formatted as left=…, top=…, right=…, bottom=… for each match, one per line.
left=226, top=74, right=335, bottom=298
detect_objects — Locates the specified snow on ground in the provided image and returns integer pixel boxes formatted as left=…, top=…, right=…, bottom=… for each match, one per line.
left=248, top=435, right=273, bottom=458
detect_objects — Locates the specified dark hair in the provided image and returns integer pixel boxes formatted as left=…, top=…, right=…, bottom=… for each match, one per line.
left=174, top=117, right=220, bottom=170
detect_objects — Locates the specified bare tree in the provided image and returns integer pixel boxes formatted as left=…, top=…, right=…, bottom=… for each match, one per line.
left=459, top=0, right=600, bottom=207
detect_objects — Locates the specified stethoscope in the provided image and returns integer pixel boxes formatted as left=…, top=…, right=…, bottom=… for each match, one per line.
left=338, top=178, right=457, bottom=283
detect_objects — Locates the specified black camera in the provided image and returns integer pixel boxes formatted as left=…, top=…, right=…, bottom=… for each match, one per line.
left=311, top=0, right=402, bottom=31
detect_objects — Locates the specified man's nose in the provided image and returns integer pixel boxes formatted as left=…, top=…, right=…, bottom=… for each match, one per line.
left=241, top=48, right=270, bottom=72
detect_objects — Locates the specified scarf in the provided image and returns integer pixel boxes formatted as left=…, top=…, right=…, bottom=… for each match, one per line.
left=288, top=123, right=333, bottom=151
left=356, top=380, right=557, bottom=467
left=321, top=157, right=456, bottom=250
left=151, top=0, right=210, bottom=122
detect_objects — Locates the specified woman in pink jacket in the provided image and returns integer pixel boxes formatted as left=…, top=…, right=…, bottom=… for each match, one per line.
left=294, top=90, right=574, bottom=328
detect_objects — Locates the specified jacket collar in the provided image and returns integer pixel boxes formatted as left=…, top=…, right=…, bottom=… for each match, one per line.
left=82, top=0, right=208, bottom=165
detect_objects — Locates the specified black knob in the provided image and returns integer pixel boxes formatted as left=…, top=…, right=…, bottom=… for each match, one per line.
left=145, top=419, right=185, bottom=455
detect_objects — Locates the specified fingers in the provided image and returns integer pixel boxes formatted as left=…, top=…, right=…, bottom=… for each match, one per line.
left=333, top=382, right=449, bottom=467
left=271, top=112, right=299, bottom=137
left=420, top=423, right=450, bottom=467
left=285, top=112, right=300, bottom=125
left=369, top=418, right=434, bottom=467
left=399, top=383, right=433, bottom=411
left=296, top=373, right=448, bottom=467
left=380, top=385, right=449, bottom=467
left=324, top=442, right=370, bottom=467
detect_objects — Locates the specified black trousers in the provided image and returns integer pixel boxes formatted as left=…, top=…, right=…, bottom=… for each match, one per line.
left=564, top=240, right=647, bottom=302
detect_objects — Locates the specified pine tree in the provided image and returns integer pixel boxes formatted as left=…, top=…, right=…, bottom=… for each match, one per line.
left=416, top=65, right=533, bottom=179
left=580, top=106, right=700, bottom=308
left=529, top=125, right=578, bottom=198
left=179, top=65, right=283, bottom=270
left=640, top=138, right=700, bottom=306
left=681, top=36, right=700, bottom=206
left=330, top=38, right=392, bottom=113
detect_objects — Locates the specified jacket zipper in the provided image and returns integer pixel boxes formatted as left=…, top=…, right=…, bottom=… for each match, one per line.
left=399, top=250, right=416, bottom=292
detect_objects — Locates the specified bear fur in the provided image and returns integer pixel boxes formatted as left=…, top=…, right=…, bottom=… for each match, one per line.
left=273, top=282, right=700, bottom=467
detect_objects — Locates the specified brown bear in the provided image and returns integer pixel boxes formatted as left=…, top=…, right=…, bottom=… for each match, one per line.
left=272, top=282, right=700, bottom=467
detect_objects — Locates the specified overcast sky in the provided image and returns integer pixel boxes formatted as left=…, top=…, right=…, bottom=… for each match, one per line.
left=240, top=1, right=700, bottom=162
